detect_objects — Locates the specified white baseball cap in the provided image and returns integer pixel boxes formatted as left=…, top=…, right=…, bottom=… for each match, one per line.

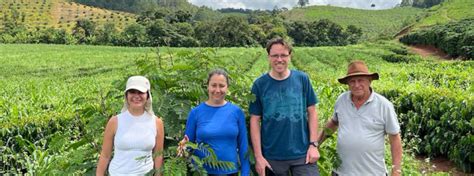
left=125, top=76, right=150, bottom=93
left=122, top=76, right=155, bottom=116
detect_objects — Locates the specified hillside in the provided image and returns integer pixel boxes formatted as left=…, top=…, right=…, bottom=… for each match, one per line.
left=396, top=0, right=473, bottom=60
left=0, top=0, right=136, bottom=32
left=73, top=0, right=195, bottom=13
left=413, top=0, right=474, bottom=29
left=281, top=6, right=423, bottom=40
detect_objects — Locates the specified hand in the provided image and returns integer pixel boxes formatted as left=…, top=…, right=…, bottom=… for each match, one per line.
left=177, top=135, right=189, bottom=157
left=305, top=146, right=320, bottom=164
left=391, top=167, right=402, bottom=176
left=255, top=156, right=272, bottom=176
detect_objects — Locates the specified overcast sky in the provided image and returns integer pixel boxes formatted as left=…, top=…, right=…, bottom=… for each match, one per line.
left=187, top=0, right=403, bottom=10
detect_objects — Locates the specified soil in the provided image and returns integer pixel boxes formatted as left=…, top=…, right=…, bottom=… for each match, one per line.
left=394, top=25, right=455, bottom=60
left=409, top=45, right=452, bottom=60
left=416, top=155, right=472, bottom=176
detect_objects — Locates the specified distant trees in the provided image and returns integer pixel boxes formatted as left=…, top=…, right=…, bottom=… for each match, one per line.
left=72, top=19, right=96, bottom=43
left=298, top=0, right=309, bottom=7
left=213, top=16, right=259, bottom=47
left=95, top=23, right=118, bottom=45
left=116, top=23, right=147, bottom=46
left=400, top=0, right=445, bottom=8
left=287, top=20, right=363, bottom=46
left=0, top=8, right=363, bottom=47
left=72, top=0, right=192, bottom=13
left=218, top=8, right=254, bottom=14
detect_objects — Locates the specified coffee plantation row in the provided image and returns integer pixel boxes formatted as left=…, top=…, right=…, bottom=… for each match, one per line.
left=0, top=43, right=472, bottom=174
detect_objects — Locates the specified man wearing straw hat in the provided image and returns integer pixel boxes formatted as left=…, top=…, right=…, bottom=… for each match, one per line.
left=317, top=60, right=402, bottom=176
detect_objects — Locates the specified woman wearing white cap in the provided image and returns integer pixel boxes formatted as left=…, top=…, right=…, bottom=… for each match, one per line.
left=96, top=76, right=164, bottom=176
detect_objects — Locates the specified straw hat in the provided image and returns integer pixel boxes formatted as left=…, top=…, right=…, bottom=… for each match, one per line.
left=338, top=60, right=379, bottom=84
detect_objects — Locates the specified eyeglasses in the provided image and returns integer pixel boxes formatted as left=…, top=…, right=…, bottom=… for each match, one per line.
left=269, top=54, right=290, bottom=59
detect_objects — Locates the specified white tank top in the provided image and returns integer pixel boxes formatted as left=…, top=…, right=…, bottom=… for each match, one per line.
left=109, top=111, right=157, bottom=175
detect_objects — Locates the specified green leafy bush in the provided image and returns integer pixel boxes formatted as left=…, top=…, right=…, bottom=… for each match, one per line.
left=400, top=18, right=474, bottom=60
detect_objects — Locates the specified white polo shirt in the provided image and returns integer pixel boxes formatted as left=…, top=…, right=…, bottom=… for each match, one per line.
left=332, top=90, right=400, bottom=176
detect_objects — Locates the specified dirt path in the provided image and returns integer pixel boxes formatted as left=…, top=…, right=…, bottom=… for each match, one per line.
left=394, top=25, right=454, bottom=60
left=416, top=156, right=469, bottom=175
left=409, top=44, right=453, bottom=60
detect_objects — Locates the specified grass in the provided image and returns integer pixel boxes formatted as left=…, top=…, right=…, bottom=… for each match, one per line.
left=0, top=44, right=148, bottom=128
left=0, top=45, right=263, bottom=128
left=281, top=6, right=424, bottom=40
left=415, top=0, right=474, bottom=28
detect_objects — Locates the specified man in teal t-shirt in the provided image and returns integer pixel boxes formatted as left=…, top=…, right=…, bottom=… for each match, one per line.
left=249, top=38, right=320, bottom=176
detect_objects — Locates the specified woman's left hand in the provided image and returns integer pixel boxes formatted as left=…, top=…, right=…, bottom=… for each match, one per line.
left=177, top=135, right=189, bottom=157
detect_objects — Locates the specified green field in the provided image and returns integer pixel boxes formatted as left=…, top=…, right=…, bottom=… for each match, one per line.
left=415, top=0, right=474, bottom=28
left=1, top=43, right=472, bottom=174
left=0, top=0, right=135, bottom=32
left=282, top=6, right=423, bottom=39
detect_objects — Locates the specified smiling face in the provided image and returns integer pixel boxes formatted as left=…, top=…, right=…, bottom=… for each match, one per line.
left=268, top=44, right=291, bottom=76
left=347, top=75, right=372, bottom=99
left=207, top=74, right=228, bottom=104
left=126, top=89, right=148, bottom=109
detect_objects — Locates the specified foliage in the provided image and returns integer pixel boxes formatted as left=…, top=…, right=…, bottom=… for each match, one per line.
left=413, top=0, right=474, bottom=28
left=281, top=5, right=423, bottom=40
left=1, top=43, right=472, bottom=174
left=1, top=12, right=361, bottom=48
left=1, top=0, right=389, bottom=47
left=72, top=19, right=97, bottom=43
left=297, top=0, right=309, bottom=7
left=0, top=0, right=136, bottom=32
left=400, top=0, right=445, bottom=8
left=385, top=88, right=473, bottom=172
left=399, top=18, right=474, bottom=60
left=115, top=23, right=148, bottom=46
left=286, top=19, right=363, bottom=46
left=292, top=40, right=473, bottom=173
left=382, top=54, right=420, bottom=63
left=0, top=44, right=148, bottom=174
left=72, top=0, right=194, bottom=13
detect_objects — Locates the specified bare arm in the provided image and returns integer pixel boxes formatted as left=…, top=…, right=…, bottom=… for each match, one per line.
left=250, top=115, right=263, bottom=158
left=307, top=105, right=319, bottom=143
left=154, top=117, right=165, bottom=176
left=317, top=118, right=338, bottom=145
left=389, top=133, right=402, bottom=176
left=96, top=116, right=117, bottom=176
left=305, top=105, right=320, bottom=163
left=250, top=115, right=271, bottom=176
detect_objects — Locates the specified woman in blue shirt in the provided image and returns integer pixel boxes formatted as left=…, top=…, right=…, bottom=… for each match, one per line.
left=183, top=69, right=250, bottom=176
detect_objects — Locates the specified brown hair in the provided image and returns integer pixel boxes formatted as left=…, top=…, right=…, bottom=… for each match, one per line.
left=265, top=37, right=293, bottom=55
left=207, top=69, right=230, bottom=86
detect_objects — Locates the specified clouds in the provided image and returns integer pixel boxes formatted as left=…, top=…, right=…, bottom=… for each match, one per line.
left=187, top=0, right=402, bottom=10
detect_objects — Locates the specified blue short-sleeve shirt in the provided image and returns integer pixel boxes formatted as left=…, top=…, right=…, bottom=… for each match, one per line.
left=249, top=70, right=318, bottom=160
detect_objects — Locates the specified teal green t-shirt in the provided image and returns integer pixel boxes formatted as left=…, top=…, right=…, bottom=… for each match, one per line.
left=249, top=70, right=318, bottom=160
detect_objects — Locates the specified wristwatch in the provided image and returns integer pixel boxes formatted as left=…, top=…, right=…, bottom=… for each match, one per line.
left=309, top=141, right=319, bottom=148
